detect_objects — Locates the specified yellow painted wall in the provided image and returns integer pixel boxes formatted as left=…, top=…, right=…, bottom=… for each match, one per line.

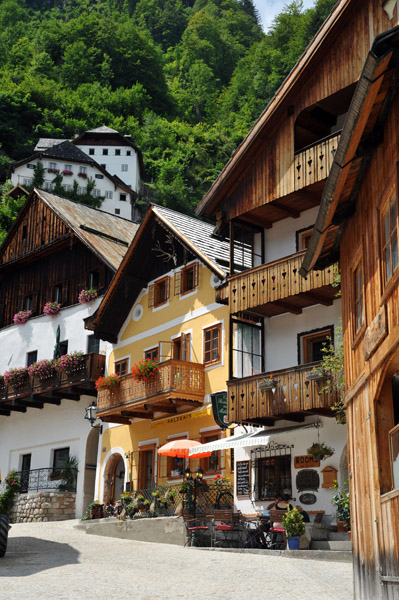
left=98, top=261, right=232, bottom=500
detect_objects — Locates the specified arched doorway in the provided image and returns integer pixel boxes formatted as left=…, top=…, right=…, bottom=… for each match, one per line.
left=339, top=444, right=348, bottom=487
left=103, top=453, right=125, bottom=504
left=82, top=427, right=100, bottom=513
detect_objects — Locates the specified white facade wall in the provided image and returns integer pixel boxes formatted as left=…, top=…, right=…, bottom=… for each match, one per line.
left=264, top=206, right=319, bottom=263
left=233, top=416, right=348, bottom=519
left=0, top=297, right=110, bottom=518
left=11, top=159, right=133, bottom=220
left=75, top=143, right=140, bottom=192
left=264, top=298, right=342, bottom=372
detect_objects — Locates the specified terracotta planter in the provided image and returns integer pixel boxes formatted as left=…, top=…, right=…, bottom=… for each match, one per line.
left=337, top=520, right=347, bottom=532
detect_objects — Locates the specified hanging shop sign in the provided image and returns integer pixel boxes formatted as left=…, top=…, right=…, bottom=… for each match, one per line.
left=211, top=391, right=231, bottom=429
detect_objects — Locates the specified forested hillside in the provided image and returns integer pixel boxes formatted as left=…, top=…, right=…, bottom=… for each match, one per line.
left=0, top=0, right=336, bottom=231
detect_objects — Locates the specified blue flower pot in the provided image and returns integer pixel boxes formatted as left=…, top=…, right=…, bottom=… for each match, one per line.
left=287, top=536, right=300, bottom=550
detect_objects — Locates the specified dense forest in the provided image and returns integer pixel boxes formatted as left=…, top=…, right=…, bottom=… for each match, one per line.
left=0, top=0, right=337, bottom=241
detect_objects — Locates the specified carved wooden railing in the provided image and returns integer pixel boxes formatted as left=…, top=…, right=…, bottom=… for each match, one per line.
left=97, top=360, right=205, bottom=412
left=293, top=133, right=340, bottom=191
left=0, top=354, right=105, bottom=402
left=227, top=362, right=338, bottom=423
left=228, top=251, right=336, bottom=314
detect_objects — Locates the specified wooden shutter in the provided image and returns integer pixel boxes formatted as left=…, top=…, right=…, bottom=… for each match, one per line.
left=148, top=284, right=155, bottom=307
left=165, top=276, right=170, bottom=300
left=158, top=454, right=168, bottom=479
left=174, top=271, right=181, bottom=296
left=193, top=263, right=199, bottom=288
left=182, top=333, right=191, bottom=361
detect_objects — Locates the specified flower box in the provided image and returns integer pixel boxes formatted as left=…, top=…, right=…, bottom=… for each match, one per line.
left=56, top=351, right=85, bottom=376
left=62, top=170, right=73, bottom=176
left=306, top=369, right=325, bottom=382
left=13, top=310, right=32, bottom=325
left=28, top=359, right=57, bottom=380
left=4, top=367, right=30, bottom=390
left=257, top=377, right=278, bottom=391
left=43, top=301, right=61, bottom=316
left=47, top=168, right=59, bottom=174
left=95, top=374, right=119, bottom=391
left=131, top=358, right=159, bottom=382
left=78, top=288, right=97, bottom=304
left=78, top=172, right=88, bottom=179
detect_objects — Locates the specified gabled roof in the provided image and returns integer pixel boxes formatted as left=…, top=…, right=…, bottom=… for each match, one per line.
left=34, top=138, right=68, bottom=151
left=42, top=140, right=93, bottom=164
left=87, top=126, right=119, bottom=134
left=0, top=189, right=138, bottom=271
left=37, top=190, right=138, bottom=270
left=196, top=0, right=352, bottom=217
left=86, top=204, right=229, bottom=342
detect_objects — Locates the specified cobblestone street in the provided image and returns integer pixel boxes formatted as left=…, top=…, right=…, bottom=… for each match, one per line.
left=0, top=520, right=353, bottom=600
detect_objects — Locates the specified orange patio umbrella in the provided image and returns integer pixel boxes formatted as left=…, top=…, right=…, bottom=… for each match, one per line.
left=157, top=439, right=211, bottom=458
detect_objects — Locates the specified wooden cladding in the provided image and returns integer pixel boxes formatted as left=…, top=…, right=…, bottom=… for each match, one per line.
left=97, top=359, right=205, bottom=415
left=0, top=196, right=70, bottom=265
left=293, top=133, right=339, bottom=192
left=228, top=251, right=336, bottom=315
left=227, top=362, right=338, bottom=423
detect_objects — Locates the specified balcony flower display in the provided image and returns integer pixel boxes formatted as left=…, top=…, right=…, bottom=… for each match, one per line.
left=131, top=358, right=159, bottom=382
left=47, top=167, right=59, bottom=174
left=213, top=474, right=230, bottom=485
left=43, top=301, right=61, bottom=316
left=78, top=288, right=98, bottom=304
left=28, top=359, right=57, bottom=380
left=257, top=374, right=278, bottom=391
left=56, top=351, right=85, bottom=375
left=95, top=373, right=119, bottom=391
left=62, top=169, right=73, bottom=176
left=78, top=172, right=87, bottom=179
left=3, top=367, right=29, bottom=389
left=307, top=442, right=335, bottom=461
left=13, top=310, right=32, bottom=325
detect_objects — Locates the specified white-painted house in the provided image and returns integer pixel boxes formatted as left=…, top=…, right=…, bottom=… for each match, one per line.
left=10, top=127, right=143, bottom=221
left=0, top=189, right=138, bottom=518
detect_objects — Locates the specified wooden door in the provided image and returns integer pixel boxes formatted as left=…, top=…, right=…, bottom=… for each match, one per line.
left=138, top=445, right=155, bottom=489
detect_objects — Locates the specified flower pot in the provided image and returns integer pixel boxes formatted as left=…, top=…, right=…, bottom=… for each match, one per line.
left=287, top=536, right=300, bottom=550
left=0, top=515, right=10, bottom=557
left=337, top=520, right=347, bottom=532
left=306, top=369, right=325, bottom=382
left=257, top=379, right=277, bottom=391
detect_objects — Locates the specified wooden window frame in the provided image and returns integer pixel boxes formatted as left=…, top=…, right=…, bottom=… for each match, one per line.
left=298, top=326, right=333, bottom=364
left=174, top=263, right=198, bottom=296
left=144, top=347, right=159, bottom=361
left=349, top=247, right=366, bottom=347
left=115, top=359, right=128, bottom=377
left=379, top=173, right=398, bottom=291
left=171, top=333, right=191, bottom=361
left=203, top=323, right=222, bottom=367
left=200, top=430, right=221, bottom=475
left=26, top=350, right=38, bottom=367
left=296, top=226, right=314, bottom=251
left=148, top=276, right=170, bottom=309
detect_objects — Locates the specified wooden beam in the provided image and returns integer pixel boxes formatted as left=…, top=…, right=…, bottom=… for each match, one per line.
left=33, top=395, right=61, bottom=405
left=172, top=399, right=203, bottom=407
left=7, top=405, right=27, bottom=413
left=272, top=201, right=300, bottom=219
left=300, top=292, right=333, bottom=306
left=51, top=390, right=80, bottom=401
left=0, top=409, right=10, bottom=416
left=276, top=414, right=305, bottom=423
left=274, top=300, right=302, bottom=315
left=121, top=410, right=153, bottom=419
left=101, top=416, right=131, bottom=424
left=72, top=386, right=97, bottom=397
left=144, top=403, right=177, bottom=414
left=15, top=400, right=44, bottom=409
left=297, top=191, right=321, bottom=206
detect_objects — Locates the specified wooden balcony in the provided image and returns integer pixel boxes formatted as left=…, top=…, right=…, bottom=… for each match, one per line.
left=293, top=133, right=340, bottom=193
left=97, top=359, right=205, bottom=424
left=228, top=251, right=337, bottom=316
left=0, top=354, right=104, bottom=416
left=227, top=362, right=339, bottom=425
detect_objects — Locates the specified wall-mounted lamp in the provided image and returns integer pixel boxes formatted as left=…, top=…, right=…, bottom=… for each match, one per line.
left=84, top=403, right=102, bottom=432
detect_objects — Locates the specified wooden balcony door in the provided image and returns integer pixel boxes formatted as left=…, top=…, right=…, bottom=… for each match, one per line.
left=138, top=444, right=155, bottom=489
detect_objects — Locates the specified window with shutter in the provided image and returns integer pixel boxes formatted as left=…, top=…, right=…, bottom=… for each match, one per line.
left=153, top=277, right=170, bottom=308
left=203, top=324, right=222, bottom=366
left=178, top=263, right=198, bottom=296
left=148, top=284, right=155, bottom=308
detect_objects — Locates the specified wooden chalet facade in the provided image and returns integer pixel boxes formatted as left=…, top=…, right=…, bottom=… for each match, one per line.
left=196, top=0, right=399, bottom=597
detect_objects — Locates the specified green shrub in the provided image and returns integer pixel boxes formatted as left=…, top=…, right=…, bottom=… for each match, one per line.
left=0, top=471, right=20, bottom=516
left=282, top=507, right=305, bottom=537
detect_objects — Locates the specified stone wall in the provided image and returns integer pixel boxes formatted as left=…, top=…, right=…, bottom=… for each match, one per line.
left=11, top=492, right=76, bottom=523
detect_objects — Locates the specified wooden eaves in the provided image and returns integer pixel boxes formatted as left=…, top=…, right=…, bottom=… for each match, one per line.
left=300, top=26, right=399, bottom=277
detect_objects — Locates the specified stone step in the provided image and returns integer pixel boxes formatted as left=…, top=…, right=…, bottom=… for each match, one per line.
left=311, top=540, right=352, bottom=551
left=328, top=531, right=351, bottom=541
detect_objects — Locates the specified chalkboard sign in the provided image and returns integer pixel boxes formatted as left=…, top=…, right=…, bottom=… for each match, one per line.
left=236, top=460, right=250, bottom=497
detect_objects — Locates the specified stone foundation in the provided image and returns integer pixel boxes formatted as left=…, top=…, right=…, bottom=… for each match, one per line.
left=11, top=492, right=76, bottom=523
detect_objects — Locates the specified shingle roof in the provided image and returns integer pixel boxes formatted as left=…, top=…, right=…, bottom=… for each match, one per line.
left=151, top=204, right=230, bottom=276
left=42, top=141, right=93, bottom=164
left=87, top=126, right=119, bottom=134
left=37, top=189, right=138, bottom=271
left=34, top=138, right=69, bottom=151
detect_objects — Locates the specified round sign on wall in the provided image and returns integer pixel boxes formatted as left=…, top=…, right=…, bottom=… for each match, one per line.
left=299, top=492, right=317, bottom=505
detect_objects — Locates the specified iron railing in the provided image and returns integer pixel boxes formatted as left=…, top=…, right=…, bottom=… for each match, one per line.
left=16, top=468, right=77, bottom=493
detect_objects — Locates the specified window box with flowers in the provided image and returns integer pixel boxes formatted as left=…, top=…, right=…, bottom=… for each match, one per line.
left=307, top=442, right=335, bottom=461
left=43, top=301, right=61, bottom=317
left=56, top=351, right=85, bottom=376
left=47, top=168, right=59, bottom=174
left=257, top=374, right=278, bottom=391
left=62, top=169, right=73, bottom=176
left=131, top=358, right=159, bottom=382
left=28, top=359, right=57, bottom=381
left=78, top=288, right=97, bottom=304
left=213, top=474, right=230, bottom=486
left=3, top=367, right=30, bottom=390
left=95, top=374, right=119, bottom=391
left=78, top=172, right=88, bottom=179
left=13, top=310, right=32, bottom=325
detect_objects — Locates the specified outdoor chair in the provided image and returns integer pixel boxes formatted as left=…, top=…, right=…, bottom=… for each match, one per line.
left=211, top=510, right=242, bottom=548
left=268, top=509, right=287, bottom=549
left=182, top=511, right=210, bottom=547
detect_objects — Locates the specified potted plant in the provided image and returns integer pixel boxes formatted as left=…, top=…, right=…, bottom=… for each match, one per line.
left=332, top=480, right=350, bottom=531
left=3, top=367, right=29, bottom=390
left=282, top=507, right=305, bottom=550
left=13, top=309, right=32, bottom=325
left=43, top=301, right=61, bottom=316
left=307, top=441, right=335, bottom=461
left=28, top=359, right=57, bottom=381
left=306, top=367, right=326, bottom=382
left=257, top=374, right=278, bottom=391
left=95, top=374, right=119, bottom=392
left=57, top=456, right=79, bottom=492
left=213, top=474, right=229, bottom=485
left=62, top=169, right=73, bottom=176
left=56, top=351, right=85, bottom=376
left=78, top=288, right=97, bottom=304
left=0, top=471, right=20, bottom=557
left=131, top=358, right=159, bottom=382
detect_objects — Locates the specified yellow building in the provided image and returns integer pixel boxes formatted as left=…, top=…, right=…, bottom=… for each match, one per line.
left=87, top=204, right=232, bottom=503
